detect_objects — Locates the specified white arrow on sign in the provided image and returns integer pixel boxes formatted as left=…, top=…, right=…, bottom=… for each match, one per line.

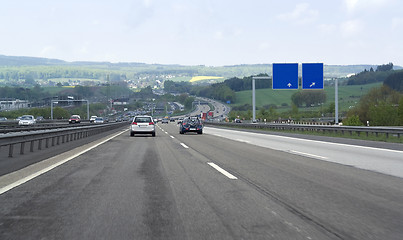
left=287, top=83, right=292, bottom=87
left=310, top=82, right=316, bottom=87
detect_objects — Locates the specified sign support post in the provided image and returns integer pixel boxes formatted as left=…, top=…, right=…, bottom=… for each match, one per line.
left=252, top=78, right=255, bottom=122
left=51, top=100, right=89, bottom=120
left=252, top=77, right=271, bottom=123
left=335, top=78, right=339, bottom=124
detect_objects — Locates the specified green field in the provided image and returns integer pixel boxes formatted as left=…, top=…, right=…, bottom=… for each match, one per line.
left=232, top=82, right=383, bottom=112
left=47, top=78, right=104, bottom=83
left=42, top=86, right=74, bottom=94
left=169, top=76, right=192, bottom=82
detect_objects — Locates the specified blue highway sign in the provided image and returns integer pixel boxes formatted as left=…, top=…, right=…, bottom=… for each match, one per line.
left=302, top=63, right=324, bottom=89
left=272, top=63, right=299, bottom=90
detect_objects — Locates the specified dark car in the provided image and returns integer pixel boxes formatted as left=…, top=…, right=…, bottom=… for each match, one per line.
left=177, top=117, right=184, bottom=124
left=179, top=117, right=203, bottom=134
left=234, top=118, right=242, bottom=123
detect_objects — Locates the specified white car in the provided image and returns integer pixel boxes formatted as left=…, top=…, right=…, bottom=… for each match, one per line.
left=130, top=115, right=155, bottom=137
left=18, top=115, right=36, bottom=126
left=90, top=116, right=97, bottom=123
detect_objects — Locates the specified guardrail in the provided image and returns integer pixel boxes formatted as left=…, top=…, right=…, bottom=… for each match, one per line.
left=0, top=122, right=97, bottom=134
left=0, top=122, right=128, bottom=158
left=204, top=122, right=403, bottom=139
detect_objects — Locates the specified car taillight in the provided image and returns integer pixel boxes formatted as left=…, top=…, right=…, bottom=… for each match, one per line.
left=132, top=122, right=137, bottom=125
left=149, top=122, right=154, bottom=125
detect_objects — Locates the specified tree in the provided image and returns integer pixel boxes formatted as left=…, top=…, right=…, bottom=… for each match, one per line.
left=291, top=90, right=326, bottom=107
left=347, top=64, right=394, bottom=85
left=177, top=93, right=189, bottom=104
left=326, top=102, right=335, bottom=114
left=291, top=103, right=299, bottom=115
left=24, top=74, right=36, bottom=85
left=53, top=107, right=70, bottom=119
left=75, top=85, right=94, bottom=98
left=137, top=86, right=154, bottom=99
left=257, top=108, right=267, bottom=120
left=398, top=97, right=403, bottom=125
left=384, top=70, right=403, bottom=92
left=376, top=62, right=393, bottom=72
left=347, top=85, right=401, bottom=125
left=343, top=115, right=363, bottom=126
left=184, top=96, right=195, bottom=110
left=368, top=102, right=399, bottom=126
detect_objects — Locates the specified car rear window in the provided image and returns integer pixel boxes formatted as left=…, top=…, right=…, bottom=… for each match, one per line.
left=134, top=117, right=151, bottom=123
left=21, top=116, right=33, bottom=120
left=189, top=118, right=199, bottom=122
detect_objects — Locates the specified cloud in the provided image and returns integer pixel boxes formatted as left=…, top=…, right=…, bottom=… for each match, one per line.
left=125, top=0, right=155, bottom=29
left=40, top=46, right=57, bottom=58
left=392, top=17, right=403, bottom=30
left=318, top=24, right=337, bottom=35
left=340, top=19, right=363, bottom=38
left=344, top=0, right=391, bottom=13
left=214, top=31, right=224, bottom=40
left=344, top=0, right=360, bottom=12
left=277, top=3, right=319, bottom=25
left=258, top=42, right=270, bottom=50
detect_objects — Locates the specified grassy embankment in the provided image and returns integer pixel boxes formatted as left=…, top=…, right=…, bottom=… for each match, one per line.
left=232, top=82, right=383, bottom=113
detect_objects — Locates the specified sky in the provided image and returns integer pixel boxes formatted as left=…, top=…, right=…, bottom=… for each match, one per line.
left=0, top=0, right=402, bottom=66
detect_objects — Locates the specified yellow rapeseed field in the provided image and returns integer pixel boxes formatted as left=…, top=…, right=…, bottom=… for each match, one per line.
left=190, top=76, right=224, bottom=82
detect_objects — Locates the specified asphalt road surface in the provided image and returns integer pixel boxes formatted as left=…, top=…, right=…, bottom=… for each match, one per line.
left=1, top=123, right=402, bottom=239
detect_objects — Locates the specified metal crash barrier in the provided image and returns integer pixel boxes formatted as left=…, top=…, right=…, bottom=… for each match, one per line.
left=0, top=122, right=128, bottom=158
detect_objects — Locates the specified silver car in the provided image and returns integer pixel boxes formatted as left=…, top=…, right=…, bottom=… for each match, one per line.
left=130, top=116, right=156, bottom=137
left=94, top=117, right=104, bottom=124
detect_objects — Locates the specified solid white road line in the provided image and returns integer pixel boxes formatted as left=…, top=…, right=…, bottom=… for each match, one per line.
left=236, top=139, right=251, bottom=143
left=288, top=150, right=328, bottom=160
left=180, top=143, right=189, bottom=149
left=206, top=127, right=403, bottom=154
left=207, top=162, right=238, bottom=180
left=0, top=130, right=127, bottom=195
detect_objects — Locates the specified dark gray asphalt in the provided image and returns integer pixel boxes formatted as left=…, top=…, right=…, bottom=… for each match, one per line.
left=0, top=122, right=402, bottom=239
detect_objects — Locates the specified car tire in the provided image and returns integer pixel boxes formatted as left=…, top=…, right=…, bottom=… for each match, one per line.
left=130, top=132, right=134, bottom=137
left=198, top=130, right=203, bottom=134
left=152, top=132, right=156, bottom=137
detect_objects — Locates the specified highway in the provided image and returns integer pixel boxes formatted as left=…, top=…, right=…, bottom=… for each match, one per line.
left=0, top=123, right=402, bottom=239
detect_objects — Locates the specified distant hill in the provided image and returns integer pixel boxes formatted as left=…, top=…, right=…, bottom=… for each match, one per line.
left=0, top=54, right=401, bottom=79
left=0, top=55, right=67, bottom=66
